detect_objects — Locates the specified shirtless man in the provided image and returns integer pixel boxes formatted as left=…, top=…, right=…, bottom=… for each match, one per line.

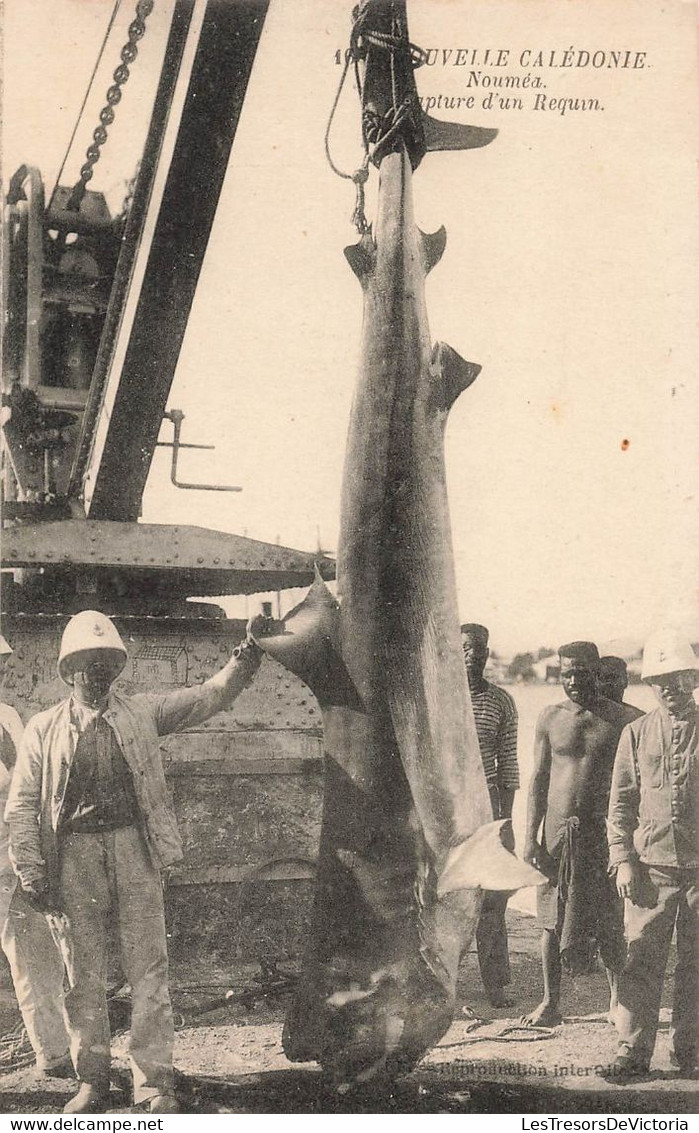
left=522, top=641, right=642, bottom=1026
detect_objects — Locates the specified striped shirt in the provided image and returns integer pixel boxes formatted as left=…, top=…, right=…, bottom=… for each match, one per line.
left=471, top=683, right=520, bottom=788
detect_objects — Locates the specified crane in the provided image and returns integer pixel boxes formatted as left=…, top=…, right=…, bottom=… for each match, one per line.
left=1, top=0, right=332, bottom=987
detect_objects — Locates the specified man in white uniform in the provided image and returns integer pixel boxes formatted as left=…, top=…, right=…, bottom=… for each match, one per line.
left=0, top=633, right=71, bottom=1076
left=7, top=611, right=267, bottom=1114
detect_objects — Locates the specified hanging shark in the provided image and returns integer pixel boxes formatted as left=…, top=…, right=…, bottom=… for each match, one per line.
left=251, top=0, right=543, bottom=1088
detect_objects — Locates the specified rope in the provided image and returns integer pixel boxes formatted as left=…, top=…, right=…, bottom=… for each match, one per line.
left=440, top=1018, right=559, bottom=1049
left=324, top=51, right=355, bottom=182
left=323, top=50, right=371, bottom=234
left=323, top=5, right=429, bottom=234
left=0, top=1021, right=35, bottom=1074
left=48, top=0, right=124, bottom=214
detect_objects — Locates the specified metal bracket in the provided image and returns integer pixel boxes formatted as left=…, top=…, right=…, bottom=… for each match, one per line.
left=157, top=409, right=242, bottom=493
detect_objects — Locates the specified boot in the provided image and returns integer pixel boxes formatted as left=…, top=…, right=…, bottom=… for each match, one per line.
left=146, top=1094, right=180, bottom=1113
left=63, top=1082, right=110, bottom=1113
left=37, top=1056, right=75, bottom=1079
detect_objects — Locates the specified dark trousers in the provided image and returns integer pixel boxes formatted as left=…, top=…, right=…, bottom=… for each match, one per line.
left=616, top=865, right=698, bottom=1069
left=476, top=889, right=511, bottom=992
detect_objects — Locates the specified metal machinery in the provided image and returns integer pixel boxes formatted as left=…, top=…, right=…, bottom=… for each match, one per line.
left=1, top=0, right=333, bottom=988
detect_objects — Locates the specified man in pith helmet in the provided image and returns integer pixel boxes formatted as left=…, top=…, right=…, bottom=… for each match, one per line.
left=6, top=610, right=268, bottom=1114
left=607, top=630, right=698, bottom=1079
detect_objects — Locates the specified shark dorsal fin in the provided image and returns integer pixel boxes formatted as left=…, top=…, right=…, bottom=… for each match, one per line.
left=420, top=226, right=447, bottom=274
left=429, top=342, right=481, bottom=412
left=344, top=234, right=376, bottom=284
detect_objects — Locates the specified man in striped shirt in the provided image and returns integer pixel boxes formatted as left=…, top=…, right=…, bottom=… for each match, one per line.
left=461, top=623, right=520, bottom=1008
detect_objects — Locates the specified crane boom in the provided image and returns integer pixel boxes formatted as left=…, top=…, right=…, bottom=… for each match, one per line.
left=78, top=0, right=270, bottom=520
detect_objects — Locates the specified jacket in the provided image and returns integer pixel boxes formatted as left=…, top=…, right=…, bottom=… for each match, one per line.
left=607, top=705, right=698, bottom=869
left=5, top=661, right=252, bottom=899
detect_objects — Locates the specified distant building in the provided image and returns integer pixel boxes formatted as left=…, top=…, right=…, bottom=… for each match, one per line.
left=532, top=654, right=560, bottom=683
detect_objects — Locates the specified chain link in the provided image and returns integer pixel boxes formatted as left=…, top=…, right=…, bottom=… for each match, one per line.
left=67, top=0, right=154, bottom=211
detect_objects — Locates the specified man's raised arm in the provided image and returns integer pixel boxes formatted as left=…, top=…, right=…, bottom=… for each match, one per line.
left=148, top=615, right=277, bottom=736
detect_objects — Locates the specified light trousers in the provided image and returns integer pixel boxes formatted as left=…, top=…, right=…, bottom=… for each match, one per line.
left=0, top=877, right=70, bottom=1069
left=56, top=826, right=174, bottom=1103
left=616, top=865, right=698, bottom=1069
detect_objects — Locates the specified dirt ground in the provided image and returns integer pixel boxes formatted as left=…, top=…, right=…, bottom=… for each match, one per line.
left=0, top=907, right=695, bottom=1115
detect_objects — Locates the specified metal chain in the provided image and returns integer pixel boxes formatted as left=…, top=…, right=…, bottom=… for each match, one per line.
left=67, top=0, right=154, bottom=211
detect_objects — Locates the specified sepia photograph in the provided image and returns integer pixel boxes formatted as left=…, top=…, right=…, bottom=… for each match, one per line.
left=0, top=0, right=697, bottom=1118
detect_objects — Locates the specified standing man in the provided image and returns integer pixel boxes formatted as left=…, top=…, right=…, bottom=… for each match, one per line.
left=6, top=610, right=267, bottom=1114
left=461, top=623, right=520, bottom=1008
left=0, top=633, right=23, bottom=768
left=607, top=630, right=698, bottom=1079
left=0, top=633, right=71, bottom=1077
left=522, top=642, right=642, bottom=1027
left=599, top=656, right=633, bottom=706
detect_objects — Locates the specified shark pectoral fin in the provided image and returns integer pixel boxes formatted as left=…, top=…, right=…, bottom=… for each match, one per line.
left=420, top=226, right=447, bottom=274
left=423, top=115, right=498, bottom=153
left=252, top=571, right=363, bottom=710
left=437, top=821, right=547, bottom=897
left=250, top=568, right=338, bottom=675
left=429, top=342, right=481, bottom=412
left=344, top=234, right=376, bottom=283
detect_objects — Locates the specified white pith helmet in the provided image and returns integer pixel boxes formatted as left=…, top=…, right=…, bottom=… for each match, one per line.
left=641, top=629, right=698, bottom=682
left=0, top=635, right=12, bottom=656
left=58, top=610, right=127, bottom=684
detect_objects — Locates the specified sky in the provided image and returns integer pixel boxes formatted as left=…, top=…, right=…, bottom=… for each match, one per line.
left=2, top=0, right=697, bottom=655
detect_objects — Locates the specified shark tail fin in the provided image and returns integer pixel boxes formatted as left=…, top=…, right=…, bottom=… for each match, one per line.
left=423, top=115, right=498, bottom=153
left=438, top=820, right=547, bottom=897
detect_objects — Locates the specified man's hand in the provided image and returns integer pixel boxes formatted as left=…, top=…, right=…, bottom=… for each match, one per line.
left=21, top=879, right=59, bottom=916
left=615, top=860, right=642, bottom=905
left=246, top=614, right=282, bottom=643
left=523, top=839, right=543, bottom=869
